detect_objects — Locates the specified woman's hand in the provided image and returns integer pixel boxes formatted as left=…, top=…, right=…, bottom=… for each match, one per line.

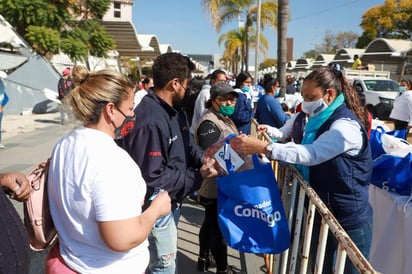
left=0, top=172, right=31, bottom=201
left=257, top=124, right=269, bottom=134
left=151, top=191, right=172, bottom=218
left=230, top=135, right=268, bottom=155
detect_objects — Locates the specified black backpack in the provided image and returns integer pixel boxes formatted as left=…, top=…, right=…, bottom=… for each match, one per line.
left=58, top=78, right=74, bottom=100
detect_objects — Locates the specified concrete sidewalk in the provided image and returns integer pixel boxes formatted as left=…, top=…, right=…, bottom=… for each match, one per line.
left=2, top=112, right=61, bottom=141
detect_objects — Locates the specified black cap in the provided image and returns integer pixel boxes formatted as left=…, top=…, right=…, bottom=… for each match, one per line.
left=210, top=82, right=238, bottom=98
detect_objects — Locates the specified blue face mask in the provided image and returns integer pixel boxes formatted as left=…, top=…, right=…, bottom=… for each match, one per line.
left=241, top=86, right=249, bottom=93
left=274, top=88, right=280, bottom=98
left=400, top=86, right=407, bottom=93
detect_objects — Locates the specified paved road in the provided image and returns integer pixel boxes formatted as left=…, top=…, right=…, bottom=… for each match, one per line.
left=1, top=115, right=265, bottom=274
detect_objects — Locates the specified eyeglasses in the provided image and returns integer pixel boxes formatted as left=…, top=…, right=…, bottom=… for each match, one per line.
left=215, top=96, right=237, bottom=104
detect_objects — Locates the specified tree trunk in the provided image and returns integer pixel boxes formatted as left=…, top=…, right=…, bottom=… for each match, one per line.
left=277, top=0, right=289, bottom=98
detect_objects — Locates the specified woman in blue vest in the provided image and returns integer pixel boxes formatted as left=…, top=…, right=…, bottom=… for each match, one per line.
left=230, top=68, right=372, bottom=274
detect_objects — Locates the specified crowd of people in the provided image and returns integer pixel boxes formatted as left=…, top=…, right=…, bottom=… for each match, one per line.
left=5, top=51, right=408, bottom=274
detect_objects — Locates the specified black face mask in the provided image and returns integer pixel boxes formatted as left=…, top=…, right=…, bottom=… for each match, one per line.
left=113, top=108, right=135, bottom=139
left=173, top=82, right=190, bottom=109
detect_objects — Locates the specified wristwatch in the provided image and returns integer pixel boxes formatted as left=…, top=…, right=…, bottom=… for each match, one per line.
left=265, top=143, right=273, bottom=159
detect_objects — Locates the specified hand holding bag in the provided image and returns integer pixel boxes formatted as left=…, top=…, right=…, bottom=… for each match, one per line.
left=216, top=135, right=290, bottom=254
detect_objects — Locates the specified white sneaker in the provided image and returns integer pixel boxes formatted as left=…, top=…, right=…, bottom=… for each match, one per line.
left=0, top=143, right=5, bottom=149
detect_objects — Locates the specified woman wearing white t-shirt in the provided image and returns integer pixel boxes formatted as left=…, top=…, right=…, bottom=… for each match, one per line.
left=46, top=70, right=171, bottom=274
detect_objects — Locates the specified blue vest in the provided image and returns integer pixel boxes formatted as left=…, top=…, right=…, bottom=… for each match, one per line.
left=310, top=105, right=373, bottom=230
left=291, top=112, right=306, bottom=144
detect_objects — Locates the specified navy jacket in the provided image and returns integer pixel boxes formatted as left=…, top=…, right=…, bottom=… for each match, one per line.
left=121, top=90, right=204, bottom=208
left=230, top=92, right=253, bottom=134
left=310, top=105, right=373, bottom=230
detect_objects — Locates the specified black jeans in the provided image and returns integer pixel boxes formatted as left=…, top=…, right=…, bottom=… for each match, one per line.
left=392, top=119, right=408, bottom=131
left=198, top=196, right=228, bottom=272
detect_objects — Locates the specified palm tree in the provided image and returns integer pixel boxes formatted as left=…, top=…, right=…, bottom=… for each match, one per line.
left=202, top=0, right=277, bottom=72
left=218, top=27, right=269, bottom=75
left=218, top=29, right=244, bottom=73
left=277, top=0, right=289, bottom=98
left=219, top=50, right=237, bottom=73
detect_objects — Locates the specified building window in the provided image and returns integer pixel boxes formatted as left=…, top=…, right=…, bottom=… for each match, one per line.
left=114, top=10, right=121, bottom=18
left=114, top=2, right=121, bottom=9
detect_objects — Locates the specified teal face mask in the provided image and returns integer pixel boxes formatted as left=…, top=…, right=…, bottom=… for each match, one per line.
left=274, top=88, right=280, bottom=97
left=241, top=86, right=249, bottom=93
left=219, top=105, right=235, bottom=116
left=400, top=86, right=407, bottom=93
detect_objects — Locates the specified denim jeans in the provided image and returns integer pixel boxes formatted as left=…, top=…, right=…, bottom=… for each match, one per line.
left=59, top=101, right=69, bottom=124
left=342, top=217, right=373, bottom=274
left=146, top=207, right=180, bottom=274
left=311, top=214, right=373, bottom=274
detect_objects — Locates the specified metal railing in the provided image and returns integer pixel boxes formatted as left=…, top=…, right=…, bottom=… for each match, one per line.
left=250, top=119, right=380, bottom=274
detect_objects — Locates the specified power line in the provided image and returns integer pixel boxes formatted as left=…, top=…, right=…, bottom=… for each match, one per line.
left=291, top=0, right=362, bottom=22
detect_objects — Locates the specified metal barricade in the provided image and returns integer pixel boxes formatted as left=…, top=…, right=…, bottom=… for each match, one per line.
left=250, top=119, right=380, bottom=274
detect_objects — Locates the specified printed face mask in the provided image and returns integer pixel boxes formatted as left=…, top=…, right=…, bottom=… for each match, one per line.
left=219, top=105, right=235, bottom=116
left=114, top=108, right=135, bottom=139
left=301, top=98, right=328, bottom=117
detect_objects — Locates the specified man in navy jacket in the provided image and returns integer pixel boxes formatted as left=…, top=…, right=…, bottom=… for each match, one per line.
left=121, top=52, right=217, bottom=274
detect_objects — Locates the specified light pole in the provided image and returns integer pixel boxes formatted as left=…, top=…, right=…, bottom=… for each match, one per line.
left=238, top=15, right=245, bottom=74
left=254, top=0, right=262, bottom=86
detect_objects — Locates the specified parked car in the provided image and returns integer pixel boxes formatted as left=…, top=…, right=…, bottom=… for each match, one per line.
left=350, top=77, right=400, bottom=120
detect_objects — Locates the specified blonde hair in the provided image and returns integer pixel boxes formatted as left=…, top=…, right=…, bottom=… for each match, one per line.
left=67, top=69, right=134, bottom=125
left=71, top=65, right=89, bottom=86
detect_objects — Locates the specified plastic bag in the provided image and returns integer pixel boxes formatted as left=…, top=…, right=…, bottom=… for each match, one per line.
left=381, top=133, right=410, bottom=154
left=369, top=126, right=408, bottom=159
left=204, top=132, right=254, bottom=176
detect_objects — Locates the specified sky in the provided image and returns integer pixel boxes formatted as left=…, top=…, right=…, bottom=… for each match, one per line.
left=132, top=0, right=385, bottom=60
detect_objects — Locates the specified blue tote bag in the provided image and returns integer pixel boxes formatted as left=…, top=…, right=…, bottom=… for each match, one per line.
left=216, top=136, right=290, bottom=254
left=371, top=152, right=412, bottom=196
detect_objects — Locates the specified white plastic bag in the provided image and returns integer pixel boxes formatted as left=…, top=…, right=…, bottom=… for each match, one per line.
left=381, top=133, right=410, bottom=156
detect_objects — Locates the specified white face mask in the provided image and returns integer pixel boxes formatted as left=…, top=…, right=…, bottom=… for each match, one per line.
left=301, top=98, right=328, bottom=117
